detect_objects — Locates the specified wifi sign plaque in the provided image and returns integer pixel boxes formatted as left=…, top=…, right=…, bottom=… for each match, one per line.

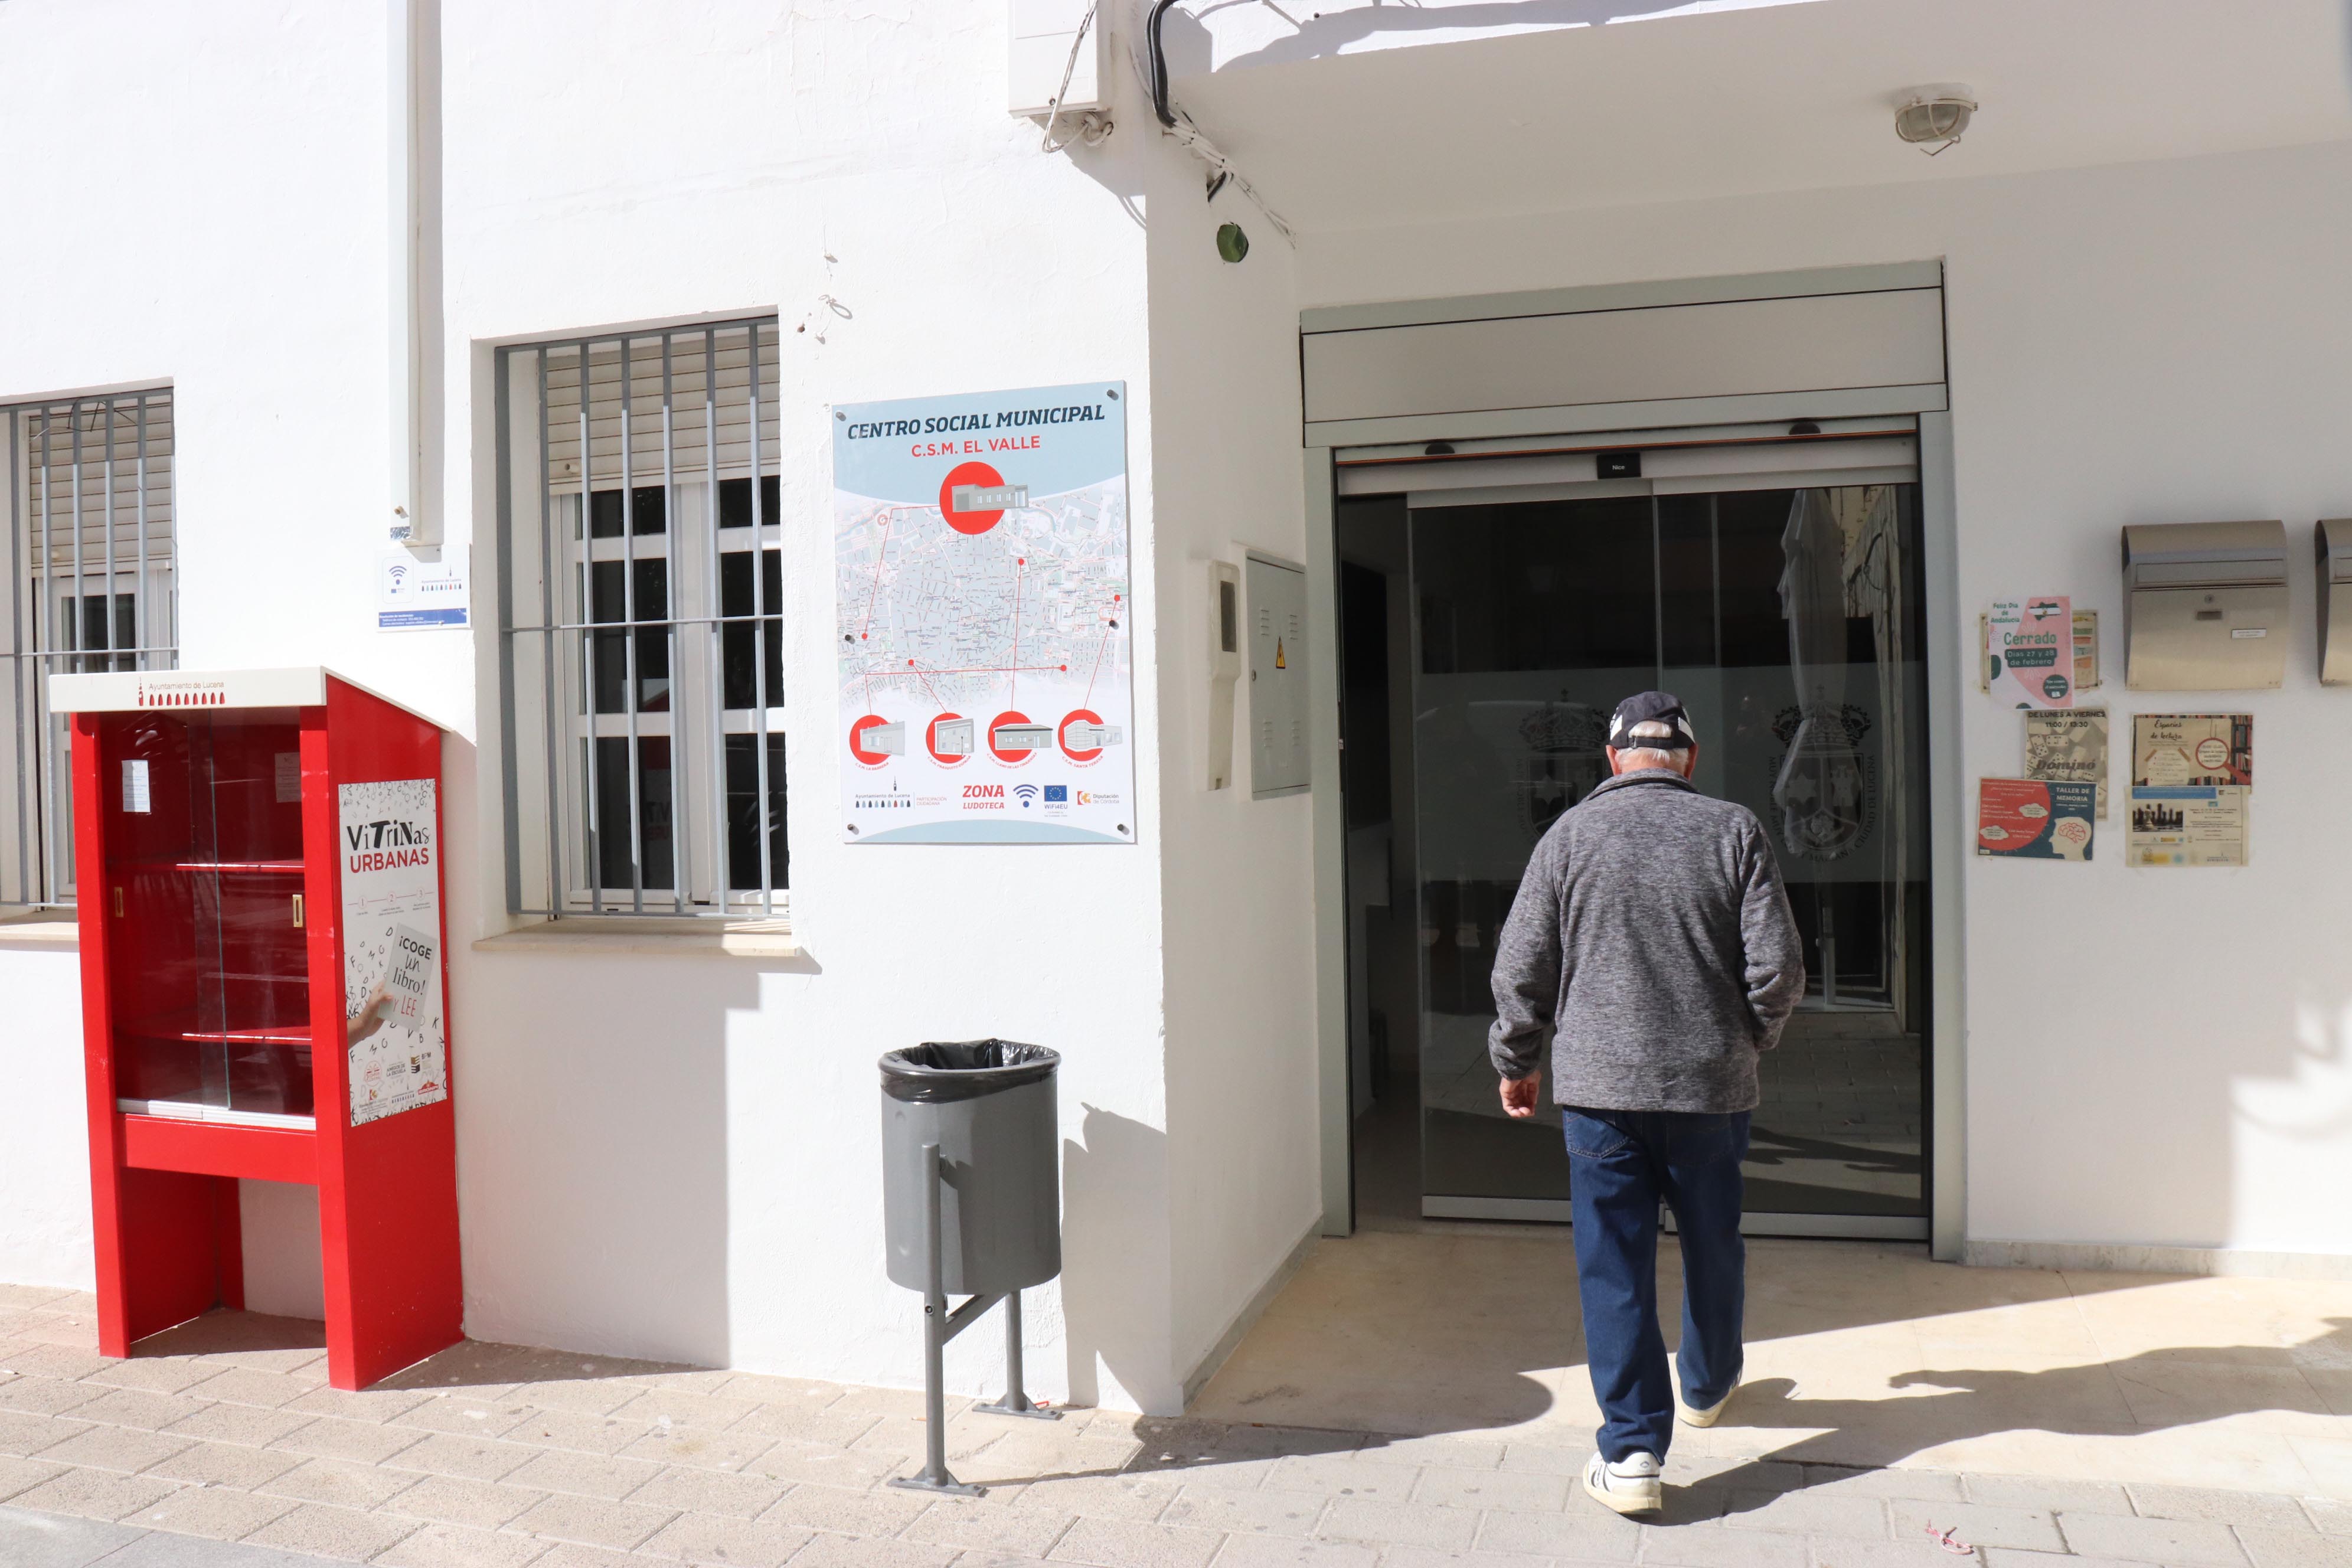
left=377, top=546, right=472, bottom=632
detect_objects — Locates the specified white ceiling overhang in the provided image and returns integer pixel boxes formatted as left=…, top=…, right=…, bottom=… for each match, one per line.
left=1155, top=0, right=2352, bottom=231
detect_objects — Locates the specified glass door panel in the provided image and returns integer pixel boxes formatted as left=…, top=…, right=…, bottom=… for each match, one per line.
left=109, top=713, right=216, bottom=1106
left=197, top=719, right=311, bottom=1118
left=105, top=713, right=312, bottom=1122
left=1410, top=484, right=1929, bottom=1223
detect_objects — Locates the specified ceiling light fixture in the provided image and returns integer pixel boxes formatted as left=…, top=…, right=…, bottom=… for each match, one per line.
left=1894, top=87, right=1977, bottom=155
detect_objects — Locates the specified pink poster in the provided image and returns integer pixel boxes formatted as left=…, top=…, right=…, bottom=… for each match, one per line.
left=1988, top=596, right=2075, bottom=709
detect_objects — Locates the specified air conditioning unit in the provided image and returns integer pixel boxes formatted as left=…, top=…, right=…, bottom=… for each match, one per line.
left=1010, top=0, right=1106, bottom=119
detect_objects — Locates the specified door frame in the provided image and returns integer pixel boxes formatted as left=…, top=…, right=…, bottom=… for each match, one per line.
left=1301, top=264, right=1966, bottom=1260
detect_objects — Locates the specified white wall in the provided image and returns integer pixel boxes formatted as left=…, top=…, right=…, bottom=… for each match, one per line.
left=0, top=0, right=407, bottom=1301
left=1296, top=136, right=2352, bottom=1259
left=440, top=1, right=1191, bottom=1406
left=1139, top=155, right=1324, bottom=1383
left=0, top=0, right=1328, bottom=1412
left=0, top=940, right=90, bottom=1289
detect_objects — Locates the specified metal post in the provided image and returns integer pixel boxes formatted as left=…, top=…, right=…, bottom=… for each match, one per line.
left=576, top=340, right=603, bottom=913
left=976, top=1288, right=1061, bottom=1420
left=102, top=398, right=116, bottom=667
left=703, top=328, right=727, bottom=906
left=919, top=1142, right=949, bottom=1479
left=538, top=350, right=563, bottom=916
left=133, top=395, right=148, bottom=671
left=35, top=407, right=57, bottom=904
left=619, top=336, right=645, bottom=913
left=68, top=401, right=84, bottom=671
left=662, top=331, right=687, bottom=913
left=8, top=406, right=26, bottom=907
left=747, top=325, right=773, bottom=914
left=888, top=1142, right=982, bottom=1497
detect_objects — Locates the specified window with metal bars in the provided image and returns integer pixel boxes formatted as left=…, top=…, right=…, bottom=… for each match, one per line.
left=1, top=390, right=177, bottom=911
left=496, top=319, right=788, bottom=919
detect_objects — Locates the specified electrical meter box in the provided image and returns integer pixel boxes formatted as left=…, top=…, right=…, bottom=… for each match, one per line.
left=1247, top=554, right=1310, bottom=798
left=53, top=666, right=459, bottom=1390
left=2120, top=520, right=2288, bottom=690
left=1009, top=0, right=1106, bottom=117
left=2320, top=518, right=2352, bottom=685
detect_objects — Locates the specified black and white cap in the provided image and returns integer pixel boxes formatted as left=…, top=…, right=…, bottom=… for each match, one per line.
left=1608, top=690, right=1697, bottom=752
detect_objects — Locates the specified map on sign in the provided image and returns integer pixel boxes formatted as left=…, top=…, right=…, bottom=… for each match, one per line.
left=832, top=381, right=1134, bottom=844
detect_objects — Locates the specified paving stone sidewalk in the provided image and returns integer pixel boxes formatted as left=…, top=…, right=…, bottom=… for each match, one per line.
left=4, top=1284, right=2350, bottom=1568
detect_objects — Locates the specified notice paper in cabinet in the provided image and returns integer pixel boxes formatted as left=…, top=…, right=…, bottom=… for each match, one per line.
left=2024, top=707, right=2109, bottom=819
left=2127, top=713, right=2252, bottom=868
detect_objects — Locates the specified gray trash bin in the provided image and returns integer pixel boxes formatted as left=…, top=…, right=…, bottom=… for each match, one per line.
left=878, top=1039, right=1063, bottom=1497
left=880, top=1039, right=1061, bottom=1295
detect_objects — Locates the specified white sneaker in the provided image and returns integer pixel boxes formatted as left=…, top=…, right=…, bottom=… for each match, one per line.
left=1678, top=1381, right=1737, bottom=1429
left=1582, top=1451, right=1663, bottom=1515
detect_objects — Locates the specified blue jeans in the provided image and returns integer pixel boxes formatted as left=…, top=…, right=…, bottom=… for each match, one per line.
left=1562, top=1107, right=1750, bottom=1464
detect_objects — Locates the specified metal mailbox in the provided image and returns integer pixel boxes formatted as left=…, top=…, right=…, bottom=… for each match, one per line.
left=2320, top=519, right=2352, bottom=685
left=2120, top=520, right=2288, bottom=690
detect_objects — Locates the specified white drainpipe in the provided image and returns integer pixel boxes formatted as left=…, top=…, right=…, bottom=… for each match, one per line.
left=386, top=0, right=429, bottom=545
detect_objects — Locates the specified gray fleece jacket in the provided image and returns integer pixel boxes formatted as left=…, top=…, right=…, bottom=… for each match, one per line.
left=1488, top=769, right=1806, bottom=1113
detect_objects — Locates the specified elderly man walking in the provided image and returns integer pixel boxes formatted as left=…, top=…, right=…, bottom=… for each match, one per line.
left=1490, top=691, right=1805, bottom=1515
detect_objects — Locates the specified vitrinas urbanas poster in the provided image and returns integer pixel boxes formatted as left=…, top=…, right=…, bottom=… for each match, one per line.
left=338, top=778, right=446, bottom=1125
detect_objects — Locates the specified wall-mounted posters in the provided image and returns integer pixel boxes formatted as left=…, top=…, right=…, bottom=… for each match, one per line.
left=1977, top=778, right=2097, bottom=860
left=2072, top=609, right=2100, bottom=691
left=1988, top=596, right=2075, bottom=708
left=2128, top=713, right=2252, bottom=868
left=2024, top=708, right=2110, bottom=819
left=338, top=778, right=447, bottom=1125
left=1978, top=608, right=2098, bottom=694
left=832, top=382, right=1134, bottom=844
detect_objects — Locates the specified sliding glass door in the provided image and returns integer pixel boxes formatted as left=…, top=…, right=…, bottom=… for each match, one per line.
left=1409, top=482, right=1930, bottom=1231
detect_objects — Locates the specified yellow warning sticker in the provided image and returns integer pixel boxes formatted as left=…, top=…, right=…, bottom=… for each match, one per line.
left=1275, top=638, right=1287, bottom=669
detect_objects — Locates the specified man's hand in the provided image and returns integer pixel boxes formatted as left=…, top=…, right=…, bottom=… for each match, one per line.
left=1498, top=1074, right=1541, bottom=1119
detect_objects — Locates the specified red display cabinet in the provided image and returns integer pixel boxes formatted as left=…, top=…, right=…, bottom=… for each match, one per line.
left=55, top=667, right=460, bottom=1390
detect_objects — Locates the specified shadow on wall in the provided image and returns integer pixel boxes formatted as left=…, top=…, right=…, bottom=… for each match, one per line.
left=452, top=948, right=775, bottom=1368
left=2239, top=994, right=2352, bottom=1144
left=1061, top=1104, right=1175, bottom=1412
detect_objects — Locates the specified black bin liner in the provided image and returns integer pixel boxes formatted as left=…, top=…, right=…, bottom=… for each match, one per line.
left=880, top=1038, right=1059, bottom=1103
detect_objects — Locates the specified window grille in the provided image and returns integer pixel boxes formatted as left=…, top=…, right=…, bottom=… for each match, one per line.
left=496, top=319, right=787, bottom=919
left=1, top=390, right=177, bottom=910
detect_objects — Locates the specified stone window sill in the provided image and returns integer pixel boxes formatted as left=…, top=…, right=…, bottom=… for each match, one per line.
left=0, top=916, right=78, bottom=949
left=471, top=917, right=798, bottom=958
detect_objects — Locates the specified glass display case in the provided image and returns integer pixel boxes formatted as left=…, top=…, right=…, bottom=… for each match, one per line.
left=60, top=667, right=461, bottom=1390
left=106, top=712, right=314, bottom=1122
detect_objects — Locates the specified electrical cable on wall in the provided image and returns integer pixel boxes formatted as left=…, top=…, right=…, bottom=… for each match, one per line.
left=1040, top=0, right=1115, bottom=152
left=1138, top=0, right=1295, bottom=244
